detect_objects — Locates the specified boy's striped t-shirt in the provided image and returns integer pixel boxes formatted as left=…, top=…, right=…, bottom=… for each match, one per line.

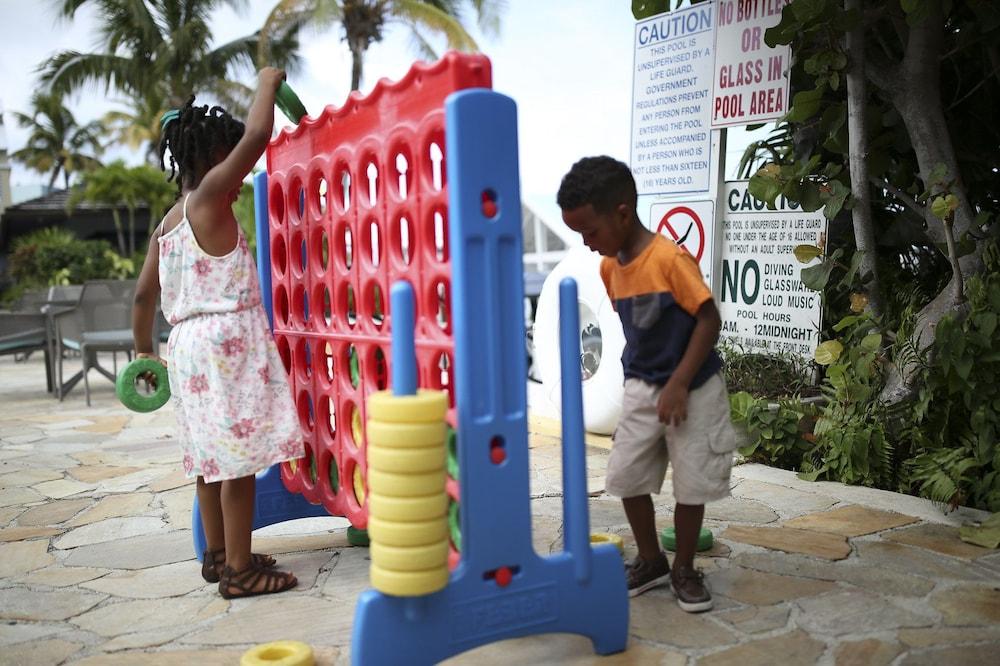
left=600, top=234, right=721, bottom=388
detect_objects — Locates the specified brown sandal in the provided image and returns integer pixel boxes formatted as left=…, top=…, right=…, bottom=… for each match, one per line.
left=201, top=549, right=277, bottom=583
left=218, top=563, right=297, bottom=599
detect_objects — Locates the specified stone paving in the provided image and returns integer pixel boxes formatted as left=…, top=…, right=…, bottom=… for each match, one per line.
left=1, top=353, right=999, bottom=665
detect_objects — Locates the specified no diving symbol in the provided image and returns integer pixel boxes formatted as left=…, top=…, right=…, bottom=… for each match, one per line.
left=657, top=205, right=706, bottom=261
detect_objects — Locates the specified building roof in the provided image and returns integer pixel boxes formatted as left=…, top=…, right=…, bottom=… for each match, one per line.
left=2, top=187, right=149, bottom=215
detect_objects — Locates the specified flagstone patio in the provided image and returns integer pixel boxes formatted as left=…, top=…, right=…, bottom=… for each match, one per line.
left=1, top=353, right=998, bottom=665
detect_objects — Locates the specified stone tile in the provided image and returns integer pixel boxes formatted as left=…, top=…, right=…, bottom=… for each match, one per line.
left=2, top=639, right=82, bottom=665
left=0, top=622, right=65, bottom=646
left=159, top=487, right=193, bottom=529
left=44, top=418, right=96, bottom=430
left=0, top=468, right=65, bottom=488
left=148, top=469, right=193, bottom=492
left=77, top=415, right=130, bottom=434
left=0, top=587, right=106, bottom=621
left=629, top=591, right=740, bottom=649
left=732, top=551, right=935, bottom=597
left=71, top=596, right=228, bottom=636
left=0, top=505, right=22, bottom=525
left=0, top=525, right=63, bottom=541
left=721, top=525, right=851, bottom=560
left=716, top=604, right=790, bottom=634
left=95, top=468, right=170, bottom=493
left=18, top=565, right=111, bottom=587
left=55, top=516, right=166, bottom=549
left=930, top=584, right=1000, bottom=626
left=183, top=596, right=352, bottom=646
left=268, top=549, right=338, bottom=592
left=699, top=630, right=825, bottom=666
left=855, top=541, right=996, bottom=582
left=900, top=644, right=1000, bottom=665
left=321, top=550, right=372, bottom=601
left=99, top=626, right=195, bottom=652
left=731, top=480, right=838, bottom=517
left=884, top=523, right=998, bottom=559
left=445, top=635, right=686, bottom=665
left=710, top=568, right=836, bottom=605
left=0, top=539, right=54, bottom=577
left=69, top=465, right=143, bottom=483
left=705, top=497, right=780, bottom=524
left=72, top=450, right=131, bottom=466
left=795, top=590, right=935, bottom=636
left=897, top=625, right=1000, bottom=648
left=64, top=530, right=195, bottom=569
left=69, top=492, right=154, bottom=527
left=32, top=478, right=96, bottom=499
left=75, top=651, right=246, bottom=665
left=834, top=639, right=902, bottom=666
left=0, top=486, right=45, bottom=507
left=15, top=498, right=92, bottom=527
left=252, top=531, right=347, bottom=555
left=82, top=560, right=209, bottom=598
left=783, top=505, right=918, bottom=537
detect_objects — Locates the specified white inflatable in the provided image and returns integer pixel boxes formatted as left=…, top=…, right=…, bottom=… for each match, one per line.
left=533, top=247, right=625, bottom=435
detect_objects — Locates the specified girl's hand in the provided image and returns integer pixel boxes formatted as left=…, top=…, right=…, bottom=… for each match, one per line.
left=136, top=352, right=168, bottom=390
left=258, top=67, right=286, bottom=93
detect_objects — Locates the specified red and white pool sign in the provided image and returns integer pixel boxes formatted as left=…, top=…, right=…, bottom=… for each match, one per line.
left=651, top=200, right=716, bottom=285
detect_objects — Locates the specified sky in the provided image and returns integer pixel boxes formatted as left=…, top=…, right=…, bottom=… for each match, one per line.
left=0, top=0, right=765, bottom=226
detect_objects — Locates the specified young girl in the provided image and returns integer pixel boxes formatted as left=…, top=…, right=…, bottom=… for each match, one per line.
left=132, top=67, right=302, bottom=598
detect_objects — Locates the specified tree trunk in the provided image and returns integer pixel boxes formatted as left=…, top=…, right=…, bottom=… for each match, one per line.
left=844, top=0, right=883, bottom=319
left=878, top=2, right=983, bottom=404
left=350, top=40, right=364, bottom=91
left=111, top=209, right=127, bottom=257
left=127, top=207, right=136, bottom=256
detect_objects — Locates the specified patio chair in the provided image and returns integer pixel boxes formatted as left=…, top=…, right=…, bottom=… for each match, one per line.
left=0, top=310, right=51, bottom=390
left=52, top=280, right=137, bottom=405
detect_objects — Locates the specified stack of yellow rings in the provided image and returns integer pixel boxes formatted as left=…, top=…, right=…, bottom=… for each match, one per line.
left=365, top=389, right=450, bottom=596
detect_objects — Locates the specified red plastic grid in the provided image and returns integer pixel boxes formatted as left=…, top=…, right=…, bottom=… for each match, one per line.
left=265, top=53, right=491, bottom=531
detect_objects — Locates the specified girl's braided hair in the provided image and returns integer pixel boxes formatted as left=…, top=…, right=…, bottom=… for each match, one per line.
left=158, top=95, right=245, bottom=196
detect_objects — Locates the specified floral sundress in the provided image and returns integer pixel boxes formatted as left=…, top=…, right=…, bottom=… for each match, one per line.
left=158, top=194, right=303, bottom=482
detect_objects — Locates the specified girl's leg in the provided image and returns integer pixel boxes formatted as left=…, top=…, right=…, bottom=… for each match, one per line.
left=196, top=476, right=225, bottom=552
left=220, top=475, right=256, bottom=571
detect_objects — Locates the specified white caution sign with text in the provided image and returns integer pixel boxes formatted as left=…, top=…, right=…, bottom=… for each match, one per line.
left=719, top=181, right=826, bottom=358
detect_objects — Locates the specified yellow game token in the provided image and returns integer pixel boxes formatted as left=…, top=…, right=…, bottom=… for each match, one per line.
left=367, top=390, right=448, bottom=423
left=368, top=491, right=448, bottom=521
left=370, top=562, right=449, bottom=597
left=365, top=420, right=446, bottom=449
left=370, top=539, right=449, bottom=571
left=367, top=443, right=446, bottom=473
left=368, top=515, right=448, bottom=547
left=367, top=468, right=446, bottom=497
left=240, top=640, right=314, bottom=666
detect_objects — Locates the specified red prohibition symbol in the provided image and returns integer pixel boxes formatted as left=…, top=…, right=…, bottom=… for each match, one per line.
left=657, top=205, right=705, bottom=261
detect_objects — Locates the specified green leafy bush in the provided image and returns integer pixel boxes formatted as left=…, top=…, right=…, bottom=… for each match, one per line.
left=729, top=391, right=815, bottom=470
left=6, top=227, right=135, bottom=293
left=720, top=343, right=817, bottom=399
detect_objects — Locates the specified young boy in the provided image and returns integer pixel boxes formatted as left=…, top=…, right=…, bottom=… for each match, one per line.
left=557, top=156, right=736, bottom=612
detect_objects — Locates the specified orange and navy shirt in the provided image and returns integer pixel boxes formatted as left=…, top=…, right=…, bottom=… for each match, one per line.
left=600, top=234, right=721, bottom=388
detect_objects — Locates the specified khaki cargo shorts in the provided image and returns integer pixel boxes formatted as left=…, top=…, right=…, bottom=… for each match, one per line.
left=606, top=372, right=737, bottom=505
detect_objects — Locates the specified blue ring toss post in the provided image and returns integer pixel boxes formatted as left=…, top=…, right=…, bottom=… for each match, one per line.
left=191, top=170, right=329, bottom=562
left=350, top=89, right=628, bottom=664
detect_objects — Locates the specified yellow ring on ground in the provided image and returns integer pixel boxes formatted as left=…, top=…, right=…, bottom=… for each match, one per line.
left=367, top=390, right=448, bottom=423
left=367, top=468, right=446, bottom=497
left=365, top=420, right=446, bottom=449
left=367, top=443, right=446, bottom=473
left=368, top=491, right=448, bottom=522
left=240, top=640, right=314, bottom=666
left=370, top=562, right=449, bottom=597
left=370, top=539, right=449, bottom=571
left=590, top=533, right=625, bottom=556
left=368, top=515, right=449, bottom=547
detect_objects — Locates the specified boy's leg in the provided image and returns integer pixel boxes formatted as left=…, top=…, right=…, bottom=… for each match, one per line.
left=671, top=502, right=704, bottom=572
left=622, top=494, right=660, bottom=562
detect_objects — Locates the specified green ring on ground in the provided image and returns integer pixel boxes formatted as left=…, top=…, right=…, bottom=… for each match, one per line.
left=448, top=499, right=461, bottom=552
left=276, top=81, right=307, bottom=124
left=116, top=358, right=170, bottom=412
left=347, top=526, right=369, bottom=547
left=660, top=526, right=713, bottom=552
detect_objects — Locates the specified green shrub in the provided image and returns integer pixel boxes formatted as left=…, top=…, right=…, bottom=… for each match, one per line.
left=729, top=391, right=816, bottom=470
left=720, top=343, right=817, bottom=399
left=7, top=227, right=135, bottom=291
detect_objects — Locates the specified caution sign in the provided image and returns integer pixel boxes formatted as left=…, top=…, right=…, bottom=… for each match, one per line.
left=650, top=200, right=715, bottom=286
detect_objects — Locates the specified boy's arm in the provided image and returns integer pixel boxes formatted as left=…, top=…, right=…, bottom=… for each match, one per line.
left=195, top=67, right=285, bottom=204
left=657, top=299, right=721, bottom=426
left=132, top=226, right=163, bottom=357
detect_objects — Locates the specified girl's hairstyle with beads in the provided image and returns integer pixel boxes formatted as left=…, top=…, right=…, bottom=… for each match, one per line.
left=158, top=95, right=245, bottom=196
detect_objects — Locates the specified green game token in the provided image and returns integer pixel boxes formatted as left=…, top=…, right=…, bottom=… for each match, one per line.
left=660, top=526, right=714, bottom=552
left=347, top=526, right=369, bottom=547
left=276, top=81, right=308, bottom=124
left=116, top=358, right=170, bottom=413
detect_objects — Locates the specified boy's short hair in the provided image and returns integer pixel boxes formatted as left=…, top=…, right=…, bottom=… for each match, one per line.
left=557, top=156, right=638, bottom=214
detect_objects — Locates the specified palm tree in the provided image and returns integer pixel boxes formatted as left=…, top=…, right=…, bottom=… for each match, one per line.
left=11, top=92, right=103, bottom=189
left=40, top=0, right=304, bottom=142
left=260, top=0, right=505, bottom=91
